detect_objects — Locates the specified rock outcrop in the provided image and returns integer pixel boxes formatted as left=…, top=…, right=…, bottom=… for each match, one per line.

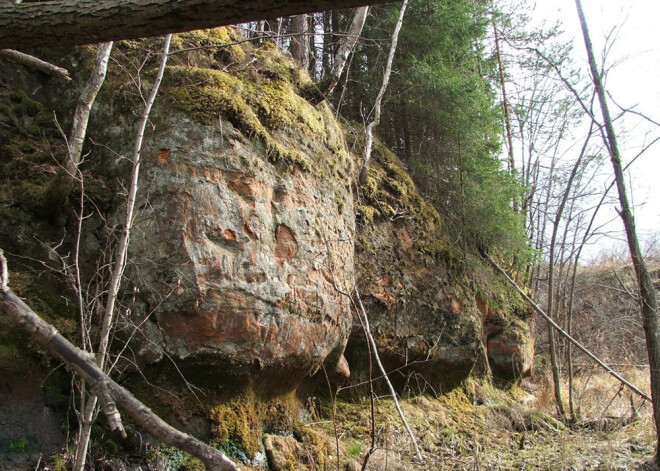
left=0, top=29, right=535, bottom=465
left=107, top=37, right=356, bottom=392
left=122, top=111, right=355, bottom=390
left=345, top=139, right=534, bottom=390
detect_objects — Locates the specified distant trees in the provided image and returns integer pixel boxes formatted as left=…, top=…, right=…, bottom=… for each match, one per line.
left=486, top=0, right=660, bottom=440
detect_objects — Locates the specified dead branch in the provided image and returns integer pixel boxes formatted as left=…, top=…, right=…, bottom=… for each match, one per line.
left=0, top=249, right=241, bottom=471
left=353, top=286, right=424, bottom=464
left=0, top=49, right=71, bottom=80
left=484, top=253, right=651, bottom=403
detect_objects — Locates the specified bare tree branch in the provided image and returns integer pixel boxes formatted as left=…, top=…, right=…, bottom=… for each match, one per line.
left=0, top=48, right=71, bottom=80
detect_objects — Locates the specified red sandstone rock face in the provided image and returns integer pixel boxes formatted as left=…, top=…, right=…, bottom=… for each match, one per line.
left=478, top=298, right=534, bottom=379
left=124, top=113, right=354, bottom=390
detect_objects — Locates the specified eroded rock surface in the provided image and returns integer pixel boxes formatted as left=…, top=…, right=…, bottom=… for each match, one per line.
left=479, top=298, right=535, bottom=379
left=122, top=96, right=354, bottom=391
left=346, top=143, right=534, bottom=390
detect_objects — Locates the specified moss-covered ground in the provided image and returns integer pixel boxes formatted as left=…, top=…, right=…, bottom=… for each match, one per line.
left=303, top=370, right=655, bottom=470
left=35, top=368, right=655, bottom=470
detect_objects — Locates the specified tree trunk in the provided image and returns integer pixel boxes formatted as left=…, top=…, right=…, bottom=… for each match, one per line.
left=353, top=287, right=424, bottom=464
left=359, top=0, right=407, bottom=181
left=546, top=121, right=592, bottom=420
left=74, top=34, right=170, bottom=471
left=318, top=6, right=369, bottom=98
left=575, top=0, right=660, bottom=463
left=41, top=41, right=113, bottom=217
left=289, top=14, right=309, bottom=71
left=490, top=13, right=515, bottom=182
left=0, top=0, right=394, bottom=50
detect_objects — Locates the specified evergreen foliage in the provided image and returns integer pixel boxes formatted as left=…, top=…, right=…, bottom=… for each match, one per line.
left=338, top=0, right=528, bottom=262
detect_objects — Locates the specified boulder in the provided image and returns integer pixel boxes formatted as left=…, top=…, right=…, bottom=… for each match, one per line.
left=114, top=55, right=356, bottom=393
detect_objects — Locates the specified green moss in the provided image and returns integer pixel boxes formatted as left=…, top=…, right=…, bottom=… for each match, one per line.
left=421, top=239, right=449, bottom=258
left=254, top=80, right=325, bottom=139
left=8, top=271, right=77, bottom=336
left=166, top=66, right=251, bottom=124
left=10, top=89, right=42, bottom=117
left=165, top=66, right=317, bottom=171
left=181, top=455, right=206, bottom=471
left=209, top=393, right=297, bottom=460
left=292, top=426, right=331, bottom=469
left=176, top=27, right=248, bottom=64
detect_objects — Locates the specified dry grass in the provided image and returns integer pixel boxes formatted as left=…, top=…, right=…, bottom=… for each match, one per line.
left=303, top=369, right=656, bottom=470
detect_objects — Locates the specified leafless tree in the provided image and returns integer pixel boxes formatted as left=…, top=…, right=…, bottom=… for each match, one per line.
left=574, top=0, right=660, bottom=463
left=72, top=34, right=171, bottom=471
left=359, top=0, right=408, bottom=181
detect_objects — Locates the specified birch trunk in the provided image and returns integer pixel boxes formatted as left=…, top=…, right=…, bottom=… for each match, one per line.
left=359, top=0, right=408, bottom=182
left=319, top=6, right=369, bottom=97
left=73, top=34, right=170, bottom=471
left=45, top=42, right=113, bottom=215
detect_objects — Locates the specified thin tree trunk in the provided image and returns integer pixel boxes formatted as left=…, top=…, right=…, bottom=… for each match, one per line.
left=546, top=121, right=593, bottom=419
left=45, top=42, right=113, bottom=215
left=319, top=6, right=369, bottom=98
left=321, top=11, right=332, bottom=77
left=73, top=34, right=171, bottom=471
left=566, top=234, right=579, bottom=422
left=359, top=0, right=408, bottom=181
left=490, top=12, right=516, bottom=188
left=575, top=0, right=660, bottom=463
left=0, top=252, right=240, bottom=471
left=64, top=43, right=113, bottom=179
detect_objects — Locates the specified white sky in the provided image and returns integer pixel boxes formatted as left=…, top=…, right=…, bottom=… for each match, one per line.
left=532, top=0, right=660, bottom=259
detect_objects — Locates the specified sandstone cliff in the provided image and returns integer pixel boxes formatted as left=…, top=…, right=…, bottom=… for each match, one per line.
left=0, top=29, right=533, bottom=467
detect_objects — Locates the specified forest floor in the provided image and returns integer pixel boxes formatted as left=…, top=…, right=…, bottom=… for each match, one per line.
left=29, top=368, right=655, bottom=471
left=303, top=368, right=656, bottom=471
